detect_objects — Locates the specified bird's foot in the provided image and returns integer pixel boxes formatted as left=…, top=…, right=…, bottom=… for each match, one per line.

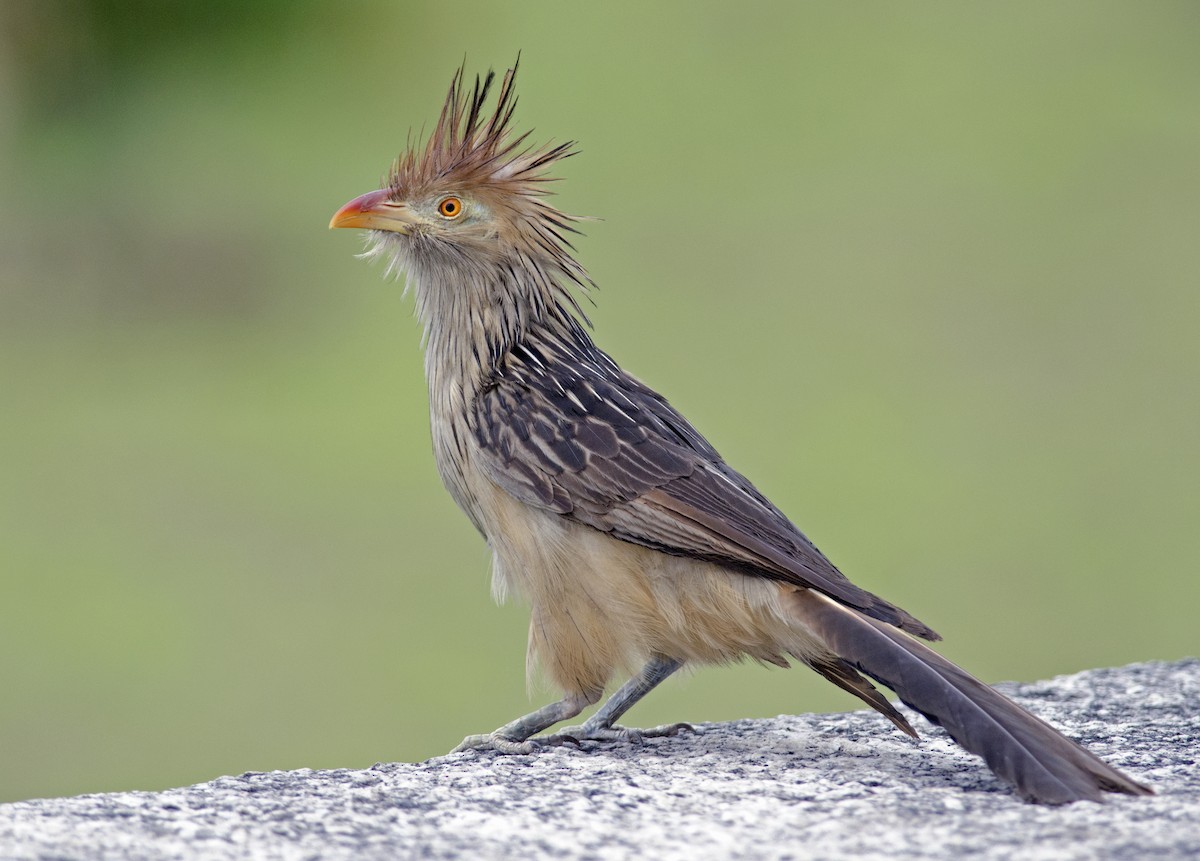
left=541, top=721, right=695, bottom=748
left=451, top=732, right=539, bottom=755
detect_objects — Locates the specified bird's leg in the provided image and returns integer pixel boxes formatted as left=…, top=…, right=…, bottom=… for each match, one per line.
left=451, top=690, right=599, bottom=755
left=543, top=656, right=693, bottom=746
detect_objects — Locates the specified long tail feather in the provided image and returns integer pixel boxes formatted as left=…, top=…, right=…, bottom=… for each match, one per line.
left=803, top=655, right=919, bottom=738
left=788, top=590, right=1152, bottom=804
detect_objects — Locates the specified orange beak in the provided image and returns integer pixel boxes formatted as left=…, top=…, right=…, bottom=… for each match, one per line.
left=329, top=190, right=420, bottom=233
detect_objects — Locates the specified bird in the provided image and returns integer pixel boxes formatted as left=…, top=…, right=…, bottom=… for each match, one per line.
left=329, top=60, right=1151, bottom=804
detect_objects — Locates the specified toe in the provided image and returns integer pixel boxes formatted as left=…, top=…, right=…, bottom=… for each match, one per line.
left=451, top=734, right=489, bottom=753
left=451, top=732, right=537, bottom=755
left=648, top=721, right=695, bottom=737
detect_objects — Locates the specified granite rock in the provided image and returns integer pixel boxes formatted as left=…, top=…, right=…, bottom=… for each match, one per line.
left=0, top=659, right=1196, bottom=860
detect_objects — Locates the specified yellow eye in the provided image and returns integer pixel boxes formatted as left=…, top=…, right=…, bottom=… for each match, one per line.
left=437, top=196, right=463, bottom=219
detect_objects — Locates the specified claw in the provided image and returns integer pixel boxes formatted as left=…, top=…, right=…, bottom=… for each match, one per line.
left=540, top=732, right=582, bottom=748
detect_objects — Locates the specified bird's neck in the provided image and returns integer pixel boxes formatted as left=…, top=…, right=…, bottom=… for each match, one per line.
left=409, top=255, right=583, bottom=413
left=404, top=251, right=599, bottom=533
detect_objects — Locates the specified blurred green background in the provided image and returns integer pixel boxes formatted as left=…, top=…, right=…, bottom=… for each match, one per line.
left=1, top=1, right=1197, bottom=804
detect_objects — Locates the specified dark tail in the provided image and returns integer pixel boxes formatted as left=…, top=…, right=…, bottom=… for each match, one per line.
left=788, top=589, right=1152, bottom=804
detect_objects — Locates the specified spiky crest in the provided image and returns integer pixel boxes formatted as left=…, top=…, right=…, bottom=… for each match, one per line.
left=385, top=60, right=591, bottom=301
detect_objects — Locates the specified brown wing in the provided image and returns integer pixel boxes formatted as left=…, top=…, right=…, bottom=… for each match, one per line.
left=470, top=338, right=938, bottom=640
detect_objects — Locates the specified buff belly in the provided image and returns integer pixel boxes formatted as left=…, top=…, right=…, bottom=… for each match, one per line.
left=482, top=485, right=826, bottom=698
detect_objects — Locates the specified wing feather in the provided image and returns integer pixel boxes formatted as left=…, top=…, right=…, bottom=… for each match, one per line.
left=471, top=343, right=938, bottom=640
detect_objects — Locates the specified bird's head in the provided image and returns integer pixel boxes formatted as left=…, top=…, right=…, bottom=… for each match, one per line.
left=331, top=60, right=589, bottom=296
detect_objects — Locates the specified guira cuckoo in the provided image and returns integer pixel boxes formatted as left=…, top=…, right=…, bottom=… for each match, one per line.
left=330, top=61, right=1150, bottom=804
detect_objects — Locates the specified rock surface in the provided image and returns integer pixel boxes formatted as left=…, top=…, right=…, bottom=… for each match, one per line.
left=0, top=659, right=1196, bottom=860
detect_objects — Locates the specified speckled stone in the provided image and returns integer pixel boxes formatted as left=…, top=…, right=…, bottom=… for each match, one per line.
left=0, top=659, right=1195, bottom=860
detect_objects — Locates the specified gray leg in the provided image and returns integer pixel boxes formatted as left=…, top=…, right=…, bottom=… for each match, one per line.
left=452, top=690, right=600, bottom=754
left=546, top=656, right=693, bottom=746
left=583, top=656, right=683, bottom=730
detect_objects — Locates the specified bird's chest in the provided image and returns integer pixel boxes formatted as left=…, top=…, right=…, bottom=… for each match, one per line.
left=428, top=395, right=490, bottom=538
